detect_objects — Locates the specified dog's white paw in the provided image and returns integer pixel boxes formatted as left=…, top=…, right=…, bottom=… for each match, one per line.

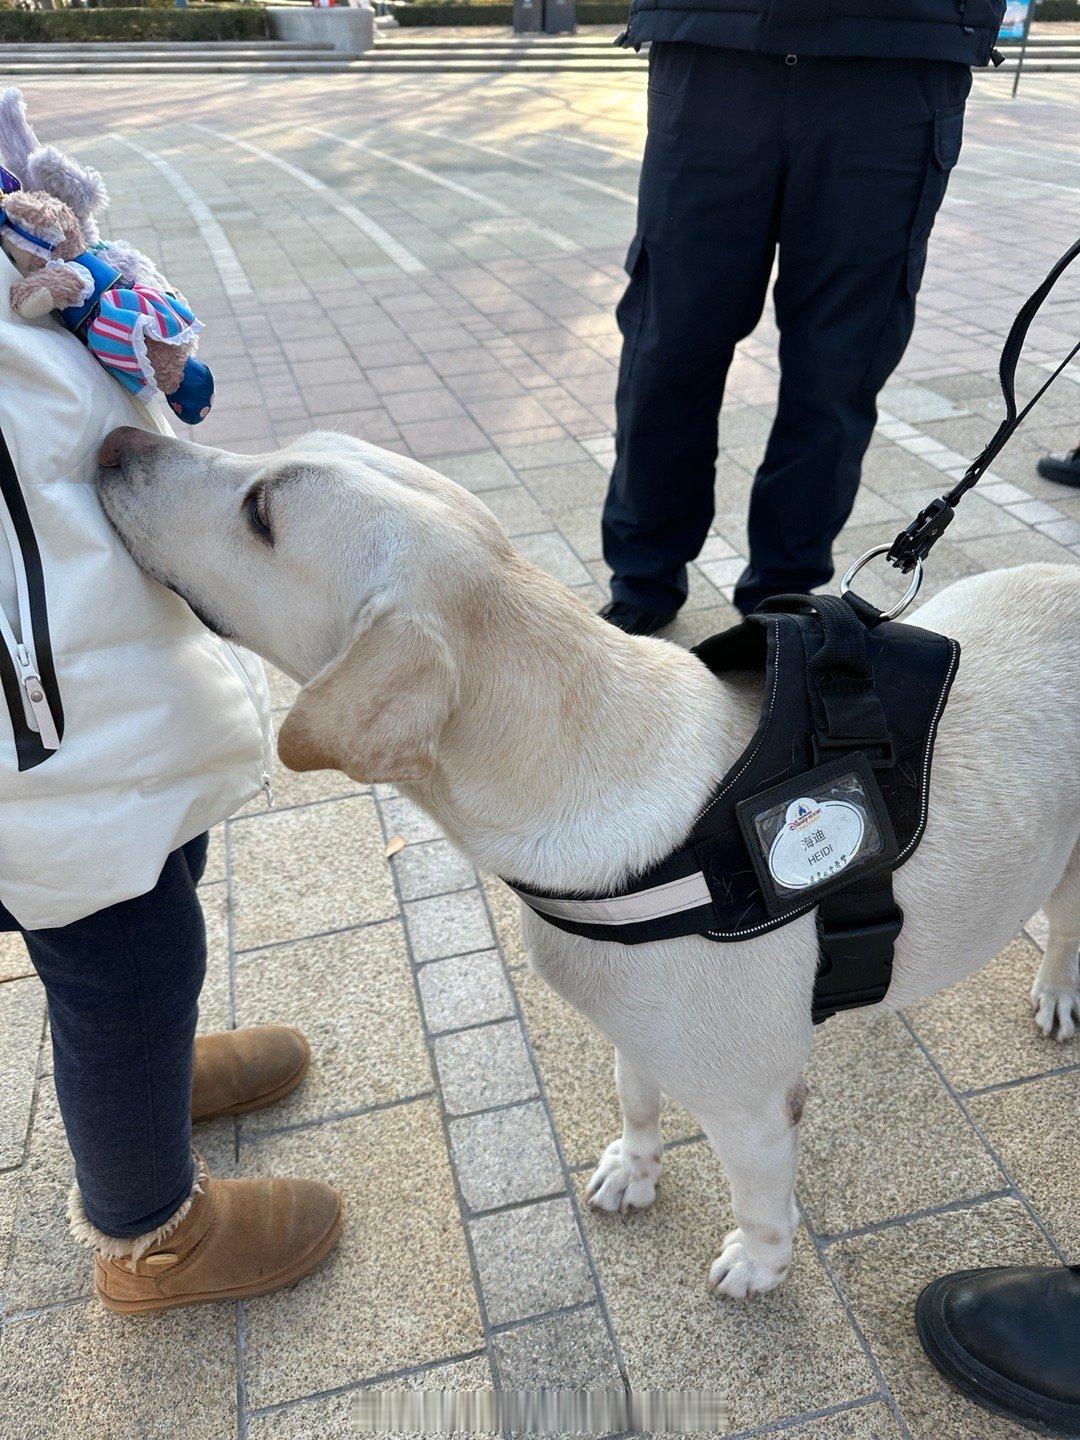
left=707, top=1229, right=789, bottom=1300
left=1031, top=980, right=1080, bottom=1041
left=585, top=1137, right=660, bottom=1214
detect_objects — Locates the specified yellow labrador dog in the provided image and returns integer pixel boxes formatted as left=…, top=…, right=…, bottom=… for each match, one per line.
left=96, top=425, right=1080, bottom=1299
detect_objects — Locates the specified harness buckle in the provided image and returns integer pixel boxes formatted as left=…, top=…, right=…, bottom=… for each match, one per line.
left=812, top=905, right=903, bottom=1022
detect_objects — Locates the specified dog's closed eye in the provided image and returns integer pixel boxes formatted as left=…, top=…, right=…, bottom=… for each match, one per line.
left=243, top=484, right=274, bottom=546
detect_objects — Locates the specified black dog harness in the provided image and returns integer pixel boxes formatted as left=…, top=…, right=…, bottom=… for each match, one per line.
left=509, top=236, right=1080, bottom=1025
left=512, top=594, right=958, bottom=1023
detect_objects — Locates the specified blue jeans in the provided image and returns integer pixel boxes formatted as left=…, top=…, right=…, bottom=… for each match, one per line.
left=0, top=834, right=208, bottom=1239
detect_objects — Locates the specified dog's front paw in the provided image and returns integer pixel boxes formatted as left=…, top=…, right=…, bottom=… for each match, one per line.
left=585, top=1137, right=660, bottom=1214
left=1032, top=979, right=1080, bottom=1041
left=707, top=1228, right=790, bottom=1300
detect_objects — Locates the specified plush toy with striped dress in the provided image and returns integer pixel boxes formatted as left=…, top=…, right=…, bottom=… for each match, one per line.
left=0, top=89, right=214, bottom=424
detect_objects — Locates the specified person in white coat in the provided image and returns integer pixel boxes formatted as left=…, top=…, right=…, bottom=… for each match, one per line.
left=0, top=258, right=343, bottom=1314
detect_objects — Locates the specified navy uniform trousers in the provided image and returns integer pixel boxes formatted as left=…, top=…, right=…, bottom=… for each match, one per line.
left=602, top=45, right=972, bottom=617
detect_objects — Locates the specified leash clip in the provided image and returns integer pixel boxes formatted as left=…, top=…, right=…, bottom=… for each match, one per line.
left=841, top=546, right=923, bottom=621
left=885, top=496, right=955, bottom=574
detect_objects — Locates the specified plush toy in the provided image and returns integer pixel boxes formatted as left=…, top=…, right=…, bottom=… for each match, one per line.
left=0, top=89, right=214, bottom=424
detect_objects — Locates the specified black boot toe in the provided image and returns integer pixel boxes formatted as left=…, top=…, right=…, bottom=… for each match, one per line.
left=916, top=1265, right=1080, bottom=1436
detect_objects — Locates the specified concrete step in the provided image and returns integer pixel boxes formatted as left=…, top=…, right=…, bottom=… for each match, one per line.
left=0, top=39, right=336, bottom=51
left=0, top=60, right=358, bottom=73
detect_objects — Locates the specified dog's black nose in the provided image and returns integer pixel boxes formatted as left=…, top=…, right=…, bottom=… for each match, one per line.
left=98, top=426, right=156, bottom=469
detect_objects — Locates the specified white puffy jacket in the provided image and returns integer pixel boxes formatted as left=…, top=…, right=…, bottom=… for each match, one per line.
left=0, top=254, right=272, bottom=929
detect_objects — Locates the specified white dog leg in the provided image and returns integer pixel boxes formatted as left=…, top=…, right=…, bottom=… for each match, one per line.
left=586, top=1050, right=663, bottom=1214
left=701, top=1090, right=802, bottom=1300
left=1033, top=841, right=1080, bottom=1041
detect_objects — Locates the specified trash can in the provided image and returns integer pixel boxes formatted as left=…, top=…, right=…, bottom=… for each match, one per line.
left=513, top=0, right=542, bottom=32
left=543, top=0, right=574, bottom=30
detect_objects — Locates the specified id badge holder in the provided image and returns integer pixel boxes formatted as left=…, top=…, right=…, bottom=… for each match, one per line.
left=735, top=754, right=898, bottom=918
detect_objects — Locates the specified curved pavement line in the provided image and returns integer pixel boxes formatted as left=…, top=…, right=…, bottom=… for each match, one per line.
left=107, top=134, right=254, bottom=298
left=401, top=125, right=638, bottom=206
left=304, top=125, right=579, bottom=255
left=551, top=131, right=639, bottom=161
left=190, top=123, right=426, bottom=276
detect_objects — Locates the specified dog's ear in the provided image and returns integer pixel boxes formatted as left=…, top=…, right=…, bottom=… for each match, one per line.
left=277, top=617, right=454, bottom=786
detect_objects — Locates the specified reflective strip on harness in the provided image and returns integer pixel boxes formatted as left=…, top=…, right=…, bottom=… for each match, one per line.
left=513, top=870, right=712, bottom=927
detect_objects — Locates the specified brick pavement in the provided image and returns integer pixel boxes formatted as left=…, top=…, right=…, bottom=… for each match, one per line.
left=0, top=64, right=1078, bottom=1440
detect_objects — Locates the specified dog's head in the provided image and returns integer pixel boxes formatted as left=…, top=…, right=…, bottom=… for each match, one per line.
left=95, top=427, right=514, bottom=786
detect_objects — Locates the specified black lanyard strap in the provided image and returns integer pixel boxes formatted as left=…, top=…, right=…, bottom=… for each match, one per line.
left=886, top=235, right=1080, bottom=575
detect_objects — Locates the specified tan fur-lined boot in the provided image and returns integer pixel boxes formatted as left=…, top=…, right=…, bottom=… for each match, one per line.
left=192, top=1025, right=311, bottom=1122
left=71, top=1157, right=343, bottom=1315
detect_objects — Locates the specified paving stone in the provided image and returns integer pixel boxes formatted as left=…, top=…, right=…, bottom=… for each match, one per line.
left=967, top=1070, right=1080, bottom=1253
left=4, top=1078, right=92, bottom=1315
left=235, top=920, right=431, bottom=1130
left=579, top=1142, right=874, bottom=1432
left=382, top=795, right=445, bottom=845
left=777, top=1405, right=906, bottom=1440
left=501, top=438, right=591, bottom=471
left=492, top=1304, right=620, bottom=1389
left=0, top=1298, right=238, bottom=1440
left=0, top=933, right=32, bottom=983
left=799, top=1011, right=1001, bottom=1236
left=0, top=977, right=45, bottom=1172
left=449, top=1100, right=564, bottom=1212
left=478, top=484, right=549, bottom=537
left=266, top=665, right=300, bottom=711
left=481, top=874, right=527, bottom=968
left=230, top=795, right=397, bottom=951
left=514, top=967, right=699, bottom=1168
left=0, top=1169, right=17, bottom=1303
left=522, top=459, right=608, bottom=512
left=469, top=1196, right=594, bottom=1325
left=909, top=936, right=1071, bottom=1092
left=391, top=839, right=476, bottom=903
left=196, top=882, right=231, bottom=1036
left=433, top=1020, right=537, bottom=1117
left=433, top=449, right=517, bottom=492
left=514, top=531, right=592, bottom=586
left=202, top=822, right=227, bottom=885
left=417, top=951, right=515, bottom=1036
left=246, top=1355, right=495, bottom=1440
left=404, top=889, right=494, bottom=964
left=241, top=1100, right=483, bottom=1409
left=880, top=384, right=965, bottom=423
left=829, top=1198, right=1054, bottom=1440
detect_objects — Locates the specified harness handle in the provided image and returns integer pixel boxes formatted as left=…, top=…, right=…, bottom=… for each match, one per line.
left=875, top=235, right=1080, bottom=580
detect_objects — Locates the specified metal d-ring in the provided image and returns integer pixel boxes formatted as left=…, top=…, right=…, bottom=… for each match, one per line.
left=840, top=546, right=924, bottom=621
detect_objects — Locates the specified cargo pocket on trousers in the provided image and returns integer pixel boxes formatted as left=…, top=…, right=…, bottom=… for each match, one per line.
left=906, top=104, right=964, bottom=296
left=616, top=235, right=650, bottom=384
left=858, top=105, right=964, bottom=395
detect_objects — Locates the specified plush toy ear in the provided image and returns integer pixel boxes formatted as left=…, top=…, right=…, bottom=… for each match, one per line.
left=277, top=617, right=455, bottom=786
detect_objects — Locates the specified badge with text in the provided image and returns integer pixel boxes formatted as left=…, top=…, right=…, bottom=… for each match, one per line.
left=736, top=755, right=898, bottom=915
left=767, top=795, right=865, bottom=891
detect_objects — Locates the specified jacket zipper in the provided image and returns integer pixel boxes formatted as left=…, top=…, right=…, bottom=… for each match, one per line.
left=223, top=640, right=274, bottom=807
left=0, top=423, right=63, bottom=770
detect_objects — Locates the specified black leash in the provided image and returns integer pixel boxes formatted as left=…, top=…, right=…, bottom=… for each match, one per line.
left=843, top=236, right=1080, bottom=613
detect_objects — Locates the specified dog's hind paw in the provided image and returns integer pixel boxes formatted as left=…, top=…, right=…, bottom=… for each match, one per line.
left=1031, top=980, right=1080, bottom=1041
left=707, top=1229, right=789, bottom=1300
left=585, top=1138, right=660, bottom=1215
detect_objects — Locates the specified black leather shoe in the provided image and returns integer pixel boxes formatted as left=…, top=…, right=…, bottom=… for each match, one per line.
left=598, top=599, right=679, bottom=636
left=1037, top=447, right=1080, bottom=487
left=916, top=1265, right=1080, bottom=1436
